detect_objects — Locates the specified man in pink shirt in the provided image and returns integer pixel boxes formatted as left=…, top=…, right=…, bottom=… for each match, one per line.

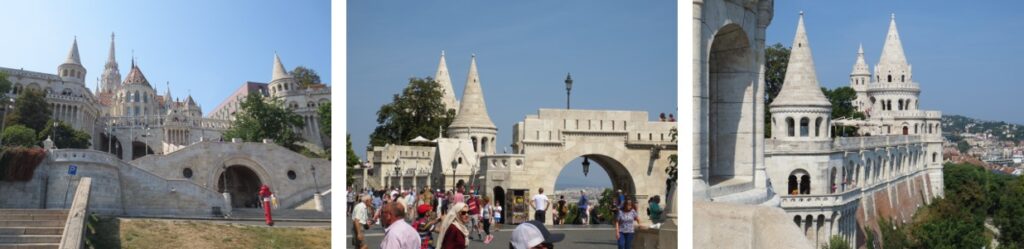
left=379, top=202, right=421, bottom=249
left=451, top=182, right=466, bottom=204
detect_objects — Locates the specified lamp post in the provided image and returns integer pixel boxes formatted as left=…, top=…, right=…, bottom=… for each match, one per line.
left=311, top=164, right=320, bottom=194
left=582, top=156, right=591, bottom=176
left=564, top=73, right=573, bottom=109
left=394, top=164, right=401, bottom=191
left=451, top=160, right=458, bottom=192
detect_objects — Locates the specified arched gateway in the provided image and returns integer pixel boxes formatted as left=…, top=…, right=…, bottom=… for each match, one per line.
left=479, top=109, right=676, bottom=225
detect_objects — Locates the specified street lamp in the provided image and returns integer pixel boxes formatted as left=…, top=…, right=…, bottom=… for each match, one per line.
left=564, top=73, right=573, bottom=109
left=582, top=156, right=591, bottom=176
left=310, top=164, right=320, bottom=194
left=394, top=164, right=401, bottom=191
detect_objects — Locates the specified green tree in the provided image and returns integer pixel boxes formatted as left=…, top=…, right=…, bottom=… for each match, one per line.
left=6, top=89, right=52, bottom=133
left=822, top=235, right=852, bottom=249
left=878, top=218, right=910, bottom=249
left=38, top=120, right=91, bottom=149
left=1, top=125, right=37, bottom=147
left=912, top=200, right=988, bottom=249
left=291, top=66, right=322, bottom=88
left=0, top=71, right=12, bottom=101
left=346, top=134, right=359, bottom=185
left=318, top=102, right=330, bottom=137
left=995, top=179, right=1024, bottom=247
left=822, top=87, right=866, bottom=120
left=369, top=77, right=456, bottom=146
left=595, top=188, right=616, bottom=224
left=223, top=94, right=305, bottom=151
left=956, top=140, right=970, bottom=154
left=764, top=43, right=790, bottom=138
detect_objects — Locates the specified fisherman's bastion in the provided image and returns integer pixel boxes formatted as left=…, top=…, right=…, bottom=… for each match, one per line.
left=0, top=34, right=331, bottom=217
left=693, top=0, right=943, bottom=248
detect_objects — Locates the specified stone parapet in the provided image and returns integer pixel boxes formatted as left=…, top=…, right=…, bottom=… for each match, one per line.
left=780, top=188, right=861, bottom=209
left=833, top=135, right=922, bottom=151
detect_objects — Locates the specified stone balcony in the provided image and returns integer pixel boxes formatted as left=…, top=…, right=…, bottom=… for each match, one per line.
left=779, top=188, right=862, bottom=209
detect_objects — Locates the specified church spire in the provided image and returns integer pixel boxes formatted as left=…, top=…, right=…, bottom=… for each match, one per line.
left=107, top=33, right=117, bottom=64
left=771, top=11, right=830, bottom=108
left=435, top=50, right=459, bottom=114
left=450, top=54, right=496, bottom=129
left=851, top=43, right=870, bottom=76
left=100, top=32, right=122, bottom=93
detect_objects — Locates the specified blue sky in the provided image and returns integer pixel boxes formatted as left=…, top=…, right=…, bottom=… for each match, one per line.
left=769, top=1, right=1024, bottom=124
left=0, top=1, right=330, bottom=114
left=348, top=1, right=677, bottom=189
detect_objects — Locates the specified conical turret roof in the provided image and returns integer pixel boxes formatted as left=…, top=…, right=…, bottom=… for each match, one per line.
left=107, top=33, right=117, bottom=65
left=450, top=55, right=496, bottom=129
left=435, top=50, right=459, bottom=113
left=272, top=53, right=291, bottom=81
left=851, top=44, right=870, bottom=75
left=65, top=37, right=82, bottom=65
left=877, top=13, right=908, bottom=68
left=771, top=12, right=831, bottom=108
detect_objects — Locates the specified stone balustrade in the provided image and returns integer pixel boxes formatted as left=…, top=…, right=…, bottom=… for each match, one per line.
left=780, top=188, right=862, bottom=209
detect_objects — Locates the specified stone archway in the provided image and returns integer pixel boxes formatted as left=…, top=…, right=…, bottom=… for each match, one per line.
left=218, top=165, right=263, bottom=208
left=131, top=141, right=154, bottom=160
left=706, top=23, right=755, bottom=188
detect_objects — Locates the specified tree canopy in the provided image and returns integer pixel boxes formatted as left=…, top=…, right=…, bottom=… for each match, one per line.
left=369, top=77, right=456, bottom=146
left=38, top=120, right=91, bottom=149
left=822, top=87, right=866, bottom=120
left=318, top=101, right=330, bottom=138
left=291, top=66, right=322, bottom=88
left=1, top=125, right=37, bottom=147
left=223, top=94, right=305, bottom=151
left=764, top=43, right=790, bottom=138
left=346, top=134, right=359, bottom=185
left=6, top=89, right=52, bottom=133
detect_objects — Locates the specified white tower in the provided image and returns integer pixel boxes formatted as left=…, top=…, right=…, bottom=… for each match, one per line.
left=268, top=53, right=299, bottom=98
left=57, top=37, right=87, bottom=85
left=448, top=55, right=498, bottom=155
left=770, top=12, right=832, bottom=141
left=434, top=50, right=460, bottom=114
left=870, top=13, right=920, bottom=114
left=100, top=33, right=122, bottom=94
left=850, top=44, right=871, bottom=114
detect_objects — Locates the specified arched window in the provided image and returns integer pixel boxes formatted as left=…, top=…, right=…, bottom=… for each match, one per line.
left=901, top=75, right=905, bottom=82
left=933, top=152, right=938, bottom=162
left=471, top=137, right=478, bottom=152
left=903, top=126, right=909, bottom=135
left=815, top=117, right=823, bottom=137
left=800, top=117, right=810, bottom=137
left=481, top=137, right=489, bottom=154
left=134, top=91, right=140, bottom=102
left=898, top=100, right=904, bottom=110
left=786, top=117, right=795, bottom=137
left=800, top=175, right=811, bottom=194
left=788, top=175, right=799, bottom=195
left=887, top=75, right=892, bottom=82
left=143, top=93, right=149, bottom=103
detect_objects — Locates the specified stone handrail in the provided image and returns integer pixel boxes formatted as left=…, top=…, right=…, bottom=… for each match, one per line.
left=779, top=188, right=861, bottom=209
left=867, top=82, right=920, bottom=91
left=58, top=177, right=92, bottom=249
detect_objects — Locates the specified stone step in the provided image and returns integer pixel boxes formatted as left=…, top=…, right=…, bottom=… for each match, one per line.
left=0, top=228, right=63, bottom=236
left=0, top=243, right=59, bottom=249
left=0, top=221, right=63, bottom=228
left=0, top=215, right=67, bottom=222
left=0, top=210, right=67, bottom=216
left=0, top=235, right=62, bottom=244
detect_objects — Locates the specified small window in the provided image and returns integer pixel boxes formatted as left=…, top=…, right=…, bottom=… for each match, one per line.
left=287, top=170, right=297, bottom=180
left=182, top=168, right=193, bottom=178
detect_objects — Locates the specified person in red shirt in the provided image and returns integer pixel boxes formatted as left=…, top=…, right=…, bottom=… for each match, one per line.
left=436, top=203, right=469, bottom=249
left=412, top=204, right=439, bottom=249
left=466, top=193, right=482, bottom=240
left=258, top=184, right=274, bottom=226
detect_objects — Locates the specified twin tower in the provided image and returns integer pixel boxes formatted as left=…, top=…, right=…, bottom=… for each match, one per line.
left=434, top=52, right=497, bottom=155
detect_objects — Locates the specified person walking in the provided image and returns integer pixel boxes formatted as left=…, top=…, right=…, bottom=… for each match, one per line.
left=258, top=184, right=274, bottom=226
left=466, top=194, right=482, bottom=240
left=555, top=195, right=567, bottom=225
left=577, top=191, right=588, bottom=225
left=647, top=195, right=663, bottom=224
left=351, top=195, right=372, bottom=249
left=380, top=202, right=421, bottom=249
left=347, top=186, right=356, bottom=215
left=529, top=188, right=550, bottom=223
left=436, top=202, right=470, bottom=249
left=480, top=196, right=495, bottom=244
left=615, top=200, right=640, bottom=249
left=493, top=203, right=503, bottom=231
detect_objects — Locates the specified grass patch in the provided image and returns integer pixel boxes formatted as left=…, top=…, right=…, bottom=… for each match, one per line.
left=88, top=217, right=329, bottom=249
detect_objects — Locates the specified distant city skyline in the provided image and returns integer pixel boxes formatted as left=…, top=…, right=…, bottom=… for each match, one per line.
left=769, top=1, right=1024, bottom=125
left=0, top=1, right=330, bottom=115
left=348, top=1, right=676, bottom=189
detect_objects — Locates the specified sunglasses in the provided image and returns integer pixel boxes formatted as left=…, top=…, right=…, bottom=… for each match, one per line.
left=459, top=211, right=469, bottom=215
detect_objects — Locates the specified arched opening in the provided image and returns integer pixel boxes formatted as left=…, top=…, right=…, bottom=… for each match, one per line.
left=481, top=137, right=489, bottom=154
left=787, top=175, right=798, bottom=195
left=786, top=117, right=795, bottom=137
left=554, top=154, right=634, bottom=225
left=800, top=175, right=811, bottom=194
left=706, top=23, right=753, bottom=186
left=794, top=215, right=802, bottom=227
left=217, top=165, right=263, bottom=208
left=493, top=186, right=506, bottom=224
left=902, top=126, right=909, bottom=135
left=98, top=133, right=123, bottom=158
left=131, top=141, right=155, bottom=160
left=830, top=167, right=838, bottom=193
left=932, top=152, right=938, bottom=163
left=800, top=117, right=810, bottom=137
left=815, top=117, right=823, bottom=137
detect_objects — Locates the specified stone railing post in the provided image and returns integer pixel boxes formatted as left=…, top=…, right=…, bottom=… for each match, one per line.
left=58, top=177, right=92, bottom=249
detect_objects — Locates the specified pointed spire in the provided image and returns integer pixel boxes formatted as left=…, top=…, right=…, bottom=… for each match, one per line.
left=272, top=53, right=291, bottom=81
left=877, top=12, right=908, bottom=67
left=771, top=12, right=830, bottom=107
left=107, top=33, right=117, bottom=63
left=450, top=54, right=496, bottom=129
left=65, top=37, right=82, bottom=65
left=851, top=43, right=870, bottom=75
left=435, top=50, right=459, bottom=113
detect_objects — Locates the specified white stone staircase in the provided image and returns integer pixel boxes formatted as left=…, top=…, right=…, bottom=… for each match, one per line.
left=0, top=209, right=68, bottom=249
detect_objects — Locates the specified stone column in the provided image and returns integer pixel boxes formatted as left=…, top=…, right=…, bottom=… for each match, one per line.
left=222, top=192, right=233, bottom=216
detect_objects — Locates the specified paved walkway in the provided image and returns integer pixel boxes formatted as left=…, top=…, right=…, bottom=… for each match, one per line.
left=349, top=224, right=620, bottom=249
